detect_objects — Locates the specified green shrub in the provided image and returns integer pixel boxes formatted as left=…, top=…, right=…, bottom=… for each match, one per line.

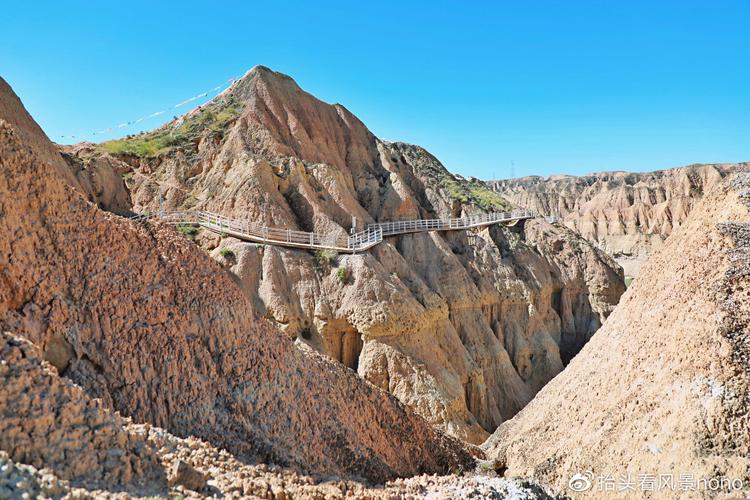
left=176, top=223, right=199, bottom=238
left=478, top=461, right=494, bottom=472
left=336, top=266, right=349, bottom=283
left=219, top=247, right=234, bottom=258
left=314, top=248, right=338, bottom=267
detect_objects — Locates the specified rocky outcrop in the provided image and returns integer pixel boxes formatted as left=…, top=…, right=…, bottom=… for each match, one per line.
left=140, top=423, right=559, bottom=499
left=0, top=411, right=556, bottom=499
left=482, top=171, right=750, bottom=497
left=488, top=165, right=745, bottom=276
left=0, top=76, right=473, bottom=483
left=0, top=77, right=82, bottom=192
left=58, top=143, right=133, bottom=214
left=168, top=460, right=207, bottom=491
left=0, top=331, right=164, bottom=492
left=88, top=66, right=625, bottom=443
left=0, top=328, right=553, bottom=498
left=0, top=451, right=71, bottom=499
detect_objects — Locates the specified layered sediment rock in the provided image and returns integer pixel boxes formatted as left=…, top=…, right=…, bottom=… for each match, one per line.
left=0, top=76, right=472, bottom=484
left=58, top=143, right=132, bottom=214
left=488, top=164, right=745, bottom=276
left=84, top=66, right=625, bottom=442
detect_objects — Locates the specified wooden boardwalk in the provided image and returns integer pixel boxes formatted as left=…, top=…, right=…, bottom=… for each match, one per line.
left=130, top=209, right=535, bottom=252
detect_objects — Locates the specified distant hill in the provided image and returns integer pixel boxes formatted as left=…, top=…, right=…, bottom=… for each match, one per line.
left=488, top=163, right=747, bottom=276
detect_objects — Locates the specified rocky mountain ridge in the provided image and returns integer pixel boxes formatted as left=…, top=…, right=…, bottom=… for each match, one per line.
left=71, top=65, right=626, bottom=443
left=3, top=62, right=745, bottom=498
left=0, top=75, right=474, bottom=491
left=488, top=163, right=747, bottom=276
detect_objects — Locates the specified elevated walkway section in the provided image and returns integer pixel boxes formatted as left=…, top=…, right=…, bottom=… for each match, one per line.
left=130, top=209, right=535, bottom=252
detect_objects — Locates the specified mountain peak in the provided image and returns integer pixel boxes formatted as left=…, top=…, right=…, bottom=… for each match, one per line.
left=98, top=64, right=374, bottom=168
left=225, top=64, right=323, bottom=107
left=230, top=65, right=300, bottom=95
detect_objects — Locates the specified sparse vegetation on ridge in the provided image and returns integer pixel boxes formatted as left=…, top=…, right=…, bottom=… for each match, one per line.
left=442, top=175, right=512, bottom=212
left=99, top=98, right=241, bottom=158
left=391, top=143, right=512, bottom=212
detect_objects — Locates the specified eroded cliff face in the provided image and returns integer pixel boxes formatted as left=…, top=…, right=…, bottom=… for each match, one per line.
left=488, top=164, right=745, bottom=276
left=482, top=171, right=750, bottom=498
left=0, top=76, right=473, bottom=485
left=84, top=66, right=625, bottom=443
left=58, top=143, right=132, bottom=214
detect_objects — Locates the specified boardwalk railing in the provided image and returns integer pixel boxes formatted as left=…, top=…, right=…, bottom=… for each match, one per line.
left=130, top=209, right=534, bottom=253
left=368, top=209, right=534, bottom=236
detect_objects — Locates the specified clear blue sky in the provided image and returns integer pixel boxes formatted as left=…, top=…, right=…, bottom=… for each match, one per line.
left=2, top=1, right=748, bottom=179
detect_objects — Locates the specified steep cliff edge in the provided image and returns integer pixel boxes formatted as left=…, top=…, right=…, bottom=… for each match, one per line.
left=488, top=164, right=745, bottom=276
left=0, top=75, right=473, bottom=484
left=483, top=171, right=750, bottom=497
left=85, top=65, right=625, bottom=443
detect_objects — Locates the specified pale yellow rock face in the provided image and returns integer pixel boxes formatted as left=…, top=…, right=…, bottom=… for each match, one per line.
left=89, top=66, right=625, bottom=443
left=489, top=165, right=746, bottom=276
left=0, top=77, right=474, bottom=483
left=483, top=172, right=750, bottom=497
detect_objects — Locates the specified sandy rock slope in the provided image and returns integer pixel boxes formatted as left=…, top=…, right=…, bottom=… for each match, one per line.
left=78, top=66, right=625, bottom=442
left=483, top=170, right=750, bottom=498
left=0, top=76, right=473, bottom=486
left=489, top=164, right=746, bottom=276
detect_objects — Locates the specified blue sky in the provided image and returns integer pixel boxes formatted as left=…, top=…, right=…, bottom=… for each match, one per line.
left=2, top=1, right=748, bottom=179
